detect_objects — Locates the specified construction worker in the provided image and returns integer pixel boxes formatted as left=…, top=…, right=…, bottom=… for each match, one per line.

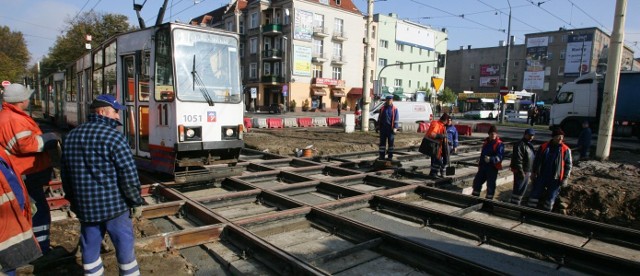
left=425, top=113, right=450, bottom=177
left=529, top=128, right=572, bottom=211
left=471, top=125, right=505, bottom=200
left=0, top=84, right=60, bottom=254
left=510, top=128, right=536, bottom=205
left=0, top=154, right=42, bottom=276
left=376, top=95, right=399, bottom=160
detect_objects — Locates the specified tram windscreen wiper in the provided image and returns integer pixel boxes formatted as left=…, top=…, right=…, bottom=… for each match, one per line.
left=191, top=55, right=215, bottom=106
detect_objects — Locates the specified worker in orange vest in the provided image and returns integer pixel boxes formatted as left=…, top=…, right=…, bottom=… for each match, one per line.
left=528, top=128, right=572, bottom=211
left=425, top=113, right=449, bottom=177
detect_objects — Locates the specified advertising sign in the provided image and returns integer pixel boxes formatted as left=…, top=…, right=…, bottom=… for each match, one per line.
left=564, top=33, right=593, bottom=77
left=480, top=64, right=500, bottom=76
left=293, top=45, right=312, bottom=76
left=250, top=87, right=257, bottom=99
left=523, top=71, right=545, bottom=90
left=524, top=36, right=548, bottom=89
left=294, top=9, right=313, bottom=41
left=395, top=21, right=435, bottom=50
left=479, top=76, right=500, bottom=88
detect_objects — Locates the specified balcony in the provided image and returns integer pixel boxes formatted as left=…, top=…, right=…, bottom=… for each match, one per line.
left=331, top=55, right=347, bottom=65
left=332, top=31, right=348, bottom=41
left=261, top=75, right=285, bottom=83
left=312, top=27, right=330, bottom=37
left=262, top=49, right=283, bottom=60
left=262, top=24, right=283, bottom=35
left=311, top=52, right=327, bottom=63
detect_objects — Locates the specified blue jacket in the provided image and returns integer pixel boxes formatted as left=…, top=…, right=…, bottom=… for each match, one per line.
left=479, top=137, right=505, bottom=170
left=61, top=114, right=143, bottom=223
left=446, top=125, right=458, bottom=149
left=378, top=104, right=399, bottom=131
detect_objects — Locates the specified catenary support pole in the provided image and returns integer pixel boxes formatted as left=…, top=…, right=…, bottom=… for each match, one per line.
left=361, top=0, right=374, bottom=132
left=500, top=0, right=512, bottom=123
left=596, top=0, right=627, bottom=161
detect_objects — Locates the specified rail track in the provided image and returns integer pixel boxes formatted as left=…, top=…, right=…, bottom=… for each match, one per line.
left=46, top=136, right=640, bottom=274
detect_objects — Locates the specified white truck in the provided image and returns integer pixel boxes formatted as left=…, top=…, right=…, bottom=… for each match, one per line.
left=549, top=71, right=640, bottom=138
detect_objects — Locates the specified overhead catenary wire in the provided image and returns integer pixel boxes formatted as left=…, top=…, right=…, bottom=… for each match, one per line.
left=409, top=0, right=506, bottom=33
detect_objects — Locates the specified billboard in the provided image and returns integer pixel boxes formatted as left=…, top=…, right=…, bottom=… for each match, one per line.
left=395, top=21, right=436, bottom=50
left=564, top=34, right=593, bottom=77
left=479, top=76, right=500, bottom=88
left=294, top=9, right=313, bottom=41
left=523, top=36, right=548, bottom=90
left=480, top=64, right=500, bottom=76
left=293, top=45, right=311, bottom=76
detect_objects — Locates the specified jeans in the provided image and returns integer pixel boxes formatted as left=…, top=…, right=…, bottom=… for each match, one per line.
left=511, top=171, right=530, bottom=205
left=472, top=166, right=499, bottom=199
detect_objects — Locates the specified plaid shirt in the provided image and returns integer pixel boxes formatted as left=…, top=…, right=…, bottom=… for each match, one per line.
left=61, top=114, right=143, bottom=222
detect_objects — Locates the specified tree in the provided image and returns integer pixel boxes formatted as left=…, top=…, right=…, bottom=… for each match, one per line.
left=0, top=26, right=30, bottom=82
left=437, top=87, right=457, bottom=104
left=40, top=11, right=133, bottom=77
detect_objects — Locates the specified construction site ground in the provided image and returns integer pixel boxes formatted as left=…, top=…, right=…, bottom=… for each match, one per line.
left=20, top=127, right=640, bottom=275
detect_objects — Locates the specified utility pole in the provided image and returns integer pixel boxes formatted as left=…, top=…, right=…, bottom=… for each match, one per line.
left=596, top=0, right=627, bottom=160
left=361, top=0, right=374, bottom=132
left=499, top=0, right=512, bottom=123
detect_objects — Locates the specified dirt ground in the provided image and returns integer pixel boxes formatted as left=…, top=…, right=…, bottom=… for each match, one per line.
left=22, top=128, right=639, bottom=275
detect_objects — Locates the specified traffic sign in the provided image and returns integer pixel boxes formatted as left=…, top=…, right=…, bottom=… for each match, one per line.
left=1, top=80, right=10, bottom=87
left=499, top=86, right=509, bottom=96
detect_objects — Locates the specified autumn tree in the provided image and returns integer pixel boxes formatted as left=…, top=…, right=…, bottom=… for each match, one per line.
left=0, top=26, right=30, bottom=82
left=40, top=11, right=133, bottom=77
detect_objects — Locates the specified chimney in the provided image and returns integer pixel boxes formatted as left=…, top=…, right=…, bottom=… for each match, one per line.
left=460, top=46, right=464, bottom=50
left=467, top=45, right=471, bottom=50
left=499, top=40, right=505, bottom=46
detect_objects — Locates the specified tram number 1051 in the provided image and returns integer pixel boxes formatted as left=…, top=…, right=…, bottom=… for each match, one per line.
left=183, top=114, right=203, bottom=123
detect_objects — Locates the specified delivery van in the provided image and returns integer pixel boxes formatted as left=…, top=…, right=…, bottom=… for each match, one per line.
left=367, top=101, right=434, bottom=130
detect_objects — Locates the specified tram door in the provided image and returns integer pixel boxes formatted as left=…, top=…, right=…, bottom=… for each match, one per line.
left=122, top=52, right=150, bottom=158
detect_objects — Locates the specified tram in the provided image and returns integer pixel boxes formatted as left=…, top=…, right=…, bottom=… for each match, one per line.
left=43, top=22, right=245, bottom=182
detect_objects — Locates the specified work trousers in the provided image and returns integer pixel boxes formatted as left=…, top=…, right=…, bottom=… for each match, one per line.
left=510, top=172, right=531, bottom=205
left=81, top=211, right=139, bottom=276
left=378, top=130, right=395, bottom=160
left=25, top=167, right=52, bottom=254
left=471, top=166, right=499, bottom=199
left=528, top=176, right=562, bottom=211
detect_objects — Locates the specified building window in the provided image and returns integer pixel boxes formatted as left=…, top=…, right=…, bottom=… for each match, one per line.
left=558, top=66, right=564, bottom=75
left=333, top=42, right=342, bottom=60
left=250, top=38, right=257, bottom=54
left=544, top=82, right=550, bottom=91
left=371, top=26, right=376, bottom=38
left=396, top=44, right=404, bottom=51
left=560, top=49, right=565, bottom=60
left=239, top=19, right=245, bottom=34
left=332, top=66, right=342, bottom=80
left=334, top=18, right=344, bottom=36
left=547, top=52, right=553, bottom=60
left=312, top=64, right=323, bottom=78
left=548, top=36, right=554, bottom=43
left=274, top=62, right=280, bottom=76
left=394, top=79, right=402, bottom=87
left=545, top=66, right=551, bottom=76
left=419, top=48, right=422, bottom=55
left=469, top=63, right=475, bottom=69
left=239, top=43, right=245, bottom=57
left=410, top=46, right=413, bottom=53
left=514, top=61, right=520, bottom=66
left=379, top=58, right=387, bottom=66
left=249, top=63, right=257, bottom=78
left=250, top=12, right=258, bottom=29
left=417, top=81, right=421, bottom=88
left=427, top=50, right=431, bottom=57
left=263, top=63, right=271, bottom=75
left=469, top=75, right=475, bottom=80
left=418, top=65, right=421, bottom=72
left=313, top=14, right=324, bottom=28
left=370, top=48, right=375, bottom=62
left=408, top=80, right=412, bottom=88
left=313, top=39, right=323, bottom=56
left=380, top=39, right=388, bottom=48
left=380, top=77, right=387, bottom=86
left=409, top=64, right=412, bottom=71
left=426, top=66, right=430, bottom=73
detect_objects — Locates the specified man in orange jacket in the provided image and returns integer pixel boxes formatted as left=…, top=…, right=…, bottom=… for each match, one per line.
left=0, top=84, right=60, bottom=254
left=425, top=113, right=449, bottom=177
left=0, top=154, right=42, bottom=276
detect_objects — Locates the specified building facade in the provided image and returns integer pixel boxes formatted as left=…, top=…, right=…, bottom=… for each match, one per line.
left=445, top=44, right=526, bottom=94
left=373, top=13, right=447, bottom=101
left=523, top=27, right=635, bottom=102
left=194, top=0, right=367, bottom=112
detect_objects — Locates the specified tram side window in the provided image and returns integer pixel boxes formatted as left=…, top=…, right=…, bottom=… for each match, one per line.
left=104, top=42, right=117, bottom=97
left=155, top=28, right=174, bottom=102
left=140, top=52, right=150, bottom=102
left=124, top=56, right=135, bottom=102
left=93, top=49, right=104, bottom=99
left=126, top=106, right=135, bottom=150
left=66, top=68, right=76, bottom=102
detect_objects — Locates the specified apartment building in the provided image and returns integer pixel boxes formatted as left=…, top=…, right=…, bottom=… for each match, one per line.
left=193, top=0, right=367, bottom=112
left=373, top=13, right=448, bottom=101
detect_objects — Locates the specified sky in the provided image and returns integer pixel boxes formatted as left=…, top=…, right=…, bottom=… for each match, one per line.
left=2, top=0, right=639, bottom=65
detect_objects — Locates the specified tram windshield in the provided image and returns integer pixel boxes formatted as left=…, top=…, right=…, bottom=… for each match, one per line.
left=172, top=28, right=241, bottom=103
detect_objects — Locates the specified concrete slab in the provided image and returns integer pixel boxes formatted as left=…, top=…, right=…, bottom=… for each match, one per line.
left=212, top=202, right=279, bottom=220
left=291, top=192, right=335, bottom=205
left=463, top=211, right=522, bottom=229
left=335, top=255, right=427, bottom=275
left=582, top=239, right=640, bottom=262
left=512, top=223, right=588, bottom=247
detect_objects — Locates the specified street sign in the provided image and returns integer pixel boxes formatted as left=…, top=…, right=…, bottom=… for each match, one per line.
left=499, top=86, right=509, bottom=96
left=282, top=84, right=288, bottom=96
left=1, top=80, right=10, bottom=87
left=250, top=87, right=257, bottom=99
left=431, top=77, right=443, bottom=91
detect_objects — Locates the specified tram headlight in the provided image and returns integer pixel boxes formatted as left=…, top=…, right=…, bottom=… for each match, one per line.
left=186, top=128, right=196, bottom=138
left=225, top=128, right=234, bottom=137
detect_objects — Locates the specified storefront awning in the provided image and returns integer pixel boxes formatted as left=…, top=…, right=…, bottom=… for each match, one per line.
left=347, top=88, right=373, bottom=97
left=312, top=88, right=327, bottom=96
left=332, top=89, right=346, bottom=97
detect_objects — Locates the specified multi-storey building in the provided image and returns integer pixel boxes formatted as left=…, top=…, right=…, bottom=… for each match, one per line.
left=193, top=0, right=367, bottom=112
left=523, top=27, right=635, bottom=102
left=445, top=43, right=526, bottom=93
left=373, top=13, right=447, bottom=101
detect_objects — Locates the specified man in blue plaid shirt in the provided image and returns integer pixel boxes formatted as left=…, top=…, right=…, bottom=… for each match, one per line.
left=61, top=94, right=144, bottom=276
